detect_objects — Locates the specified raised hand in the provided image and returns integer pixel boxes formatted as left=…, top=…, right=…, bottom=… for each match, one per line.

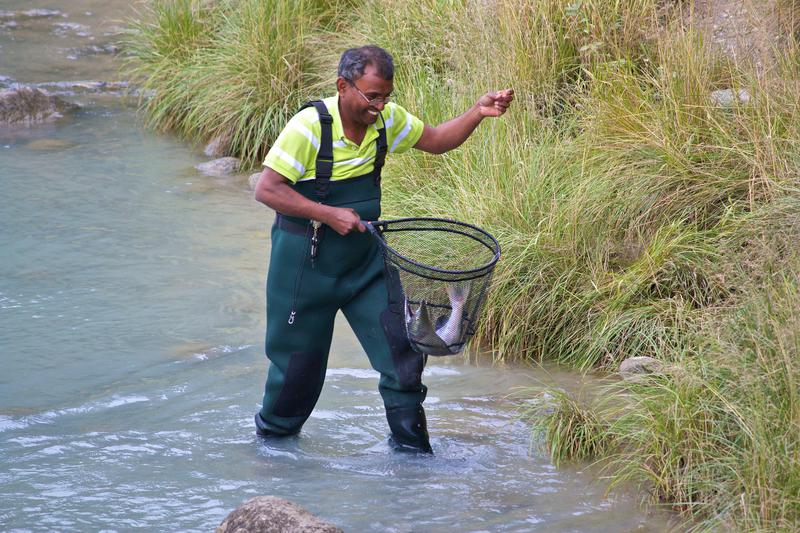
left=476, top=89, right=514, bottom=118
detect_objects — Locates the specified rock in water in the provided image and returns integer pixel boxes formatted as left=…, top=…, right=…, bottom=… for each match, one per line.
left=216, top=496, right=343, bottom=533
left=25, top=138, right=76, bottom=151
left=195, top=156, right=241, bottom=177
left=0, top=87, right=78, bottom=126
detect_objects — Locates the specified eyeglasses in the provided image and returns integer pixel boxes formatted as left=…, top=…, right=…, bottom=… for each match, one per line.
left=346, top=78, right=391, bottom=106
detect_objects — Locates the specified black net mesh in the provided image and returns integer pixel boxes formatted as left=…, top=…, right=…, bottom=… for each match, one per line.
left=368, top=218, right=501, bottom=356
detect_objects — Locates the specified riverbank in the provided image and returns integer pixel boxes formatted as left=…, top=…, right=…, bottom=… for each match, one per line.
left=123, top=0, right=800, bottom=529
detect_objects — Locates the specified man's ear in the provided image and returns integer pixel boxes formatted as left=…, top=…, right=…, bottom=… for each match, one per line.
left=336, top=76, right=348, bottom=94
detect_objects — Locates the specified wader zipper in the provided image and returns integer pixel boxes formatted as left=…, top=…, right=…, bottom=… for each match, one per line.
left=288, top=223, right=312, bottom=325
left=288, top=219, right=322, bottom=325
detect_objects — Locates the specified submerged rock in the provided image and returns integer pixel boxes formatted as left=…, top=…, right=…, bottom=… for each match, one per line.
left=52, top=21, right=92, bottom=38
left=25, top=138, right=77, bottom=151
left=71, top=43, right=120, bottom=57
left=216, top=496, right=342, bottom=533
left=0, top=87, right=78, bottom=126
left=196, top=156, right=241, bottom=177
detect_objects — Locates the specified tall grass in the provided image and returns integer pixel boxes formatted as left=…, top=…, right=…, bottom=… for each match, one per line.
left=124, top=0, right=336, bottom=164
left=124, top=0, right=800, bottom=528
left=550, top=242, right=800, bottom=529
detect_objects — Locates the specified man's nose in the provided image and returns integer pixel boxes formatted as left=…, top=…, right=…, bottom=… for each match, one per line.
left=373, top=101, right=386, bottom=111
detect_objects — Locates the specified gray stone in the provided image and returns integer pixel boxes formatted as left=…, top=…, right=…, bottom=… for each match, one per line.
left=710, top=88, right=751, bottom=107
left=204, top=133, right=232, bottom=157
left=0, top=86, right=78, bottom=126
left=619, top=356, right=664, bottom=381
left=34, top=80, right=129, bottom=94
left=249, top=172, right=262, bottom=190
left=216, top=496, right=343, bottom=533
left=195, top=157, right=241, bottom=177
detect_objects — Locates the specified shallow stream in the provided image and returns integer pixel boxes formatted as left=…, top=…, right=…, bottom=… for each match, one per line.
left=0, top=2, right=671, bottom=531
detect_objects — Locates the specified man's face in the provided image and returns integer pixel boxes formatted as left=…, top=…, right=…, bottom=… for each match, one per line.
left=337, top=64, right=393, bottom=128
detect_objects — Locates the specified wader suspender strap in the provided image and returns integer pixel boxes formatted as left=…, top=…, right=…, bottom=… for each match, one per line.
left=298, top=100, right=388, bottom=199
left=308, top=101, right=334, bottom=200
left=374, top=113, right=387, bottom=185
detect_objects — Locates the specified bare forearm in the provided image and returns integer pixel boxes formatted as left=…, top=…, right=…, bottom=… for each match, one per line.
left=255, top=173, right=329, bottom=220
left=420, top=105, right=484, bottom=154
left=414, top=89, right=514, bottom=155
left=254, top=168, right=364, bottom=235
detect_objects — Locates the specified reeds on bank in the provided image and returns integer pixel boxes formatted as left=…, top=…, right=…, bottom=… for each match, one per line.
left=123, top=0, right=800, bottom=529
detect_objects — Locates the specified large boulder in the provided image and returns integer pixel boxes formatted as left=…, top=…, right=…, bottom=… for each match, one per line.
left=216, top=496, right=342, bottom=533
left=0, top=86, right=78, bottom=126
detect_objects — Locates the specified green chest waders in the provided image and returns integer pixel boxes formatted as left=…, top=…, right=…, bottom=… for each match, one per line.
left=256, top=101, right=433, bottom=453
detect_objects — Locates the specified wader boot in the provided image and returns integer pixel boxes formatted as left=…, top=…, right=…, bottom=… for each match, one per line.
left=256, top=100, right=432, bottom=453
left=386, top=405, right=433, bottom=453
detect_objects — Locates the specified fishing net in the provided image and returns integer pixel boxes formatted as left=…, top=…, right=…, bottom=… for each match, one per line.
left=366, top=218, right=501, bottom=356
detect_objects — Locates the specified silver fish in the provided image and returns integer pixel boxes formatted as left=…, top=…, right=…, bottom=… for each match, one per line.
left=404, top=282, right=471, bottom=355
left=404, top=298, right=450, bottom=354
left=436, top=283, right=470, bottom=350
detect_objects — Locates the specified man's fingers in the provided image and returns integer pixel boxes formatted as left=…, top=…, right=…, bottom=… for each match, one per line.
left=498, top=89, right=514, bottom=102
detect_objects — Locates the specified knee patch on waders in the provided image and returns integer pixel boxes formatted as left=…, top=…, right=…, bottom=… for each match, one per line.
left=271, top=350, right=326, bottom=418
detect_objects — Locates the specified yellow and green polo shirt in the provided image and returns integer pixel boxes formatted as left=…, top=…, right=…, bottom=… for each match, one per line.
left=263, top=94, right=424, bottom=184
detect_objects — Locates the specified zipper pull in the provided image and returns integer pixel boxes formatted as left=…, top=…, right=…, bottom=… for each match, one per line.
left=288, top=310, right=296, bottom=325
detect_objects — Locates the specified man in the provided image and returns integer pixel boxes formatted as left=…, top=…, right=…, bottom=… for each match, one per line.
left=254, top=45, right=513, bottom=453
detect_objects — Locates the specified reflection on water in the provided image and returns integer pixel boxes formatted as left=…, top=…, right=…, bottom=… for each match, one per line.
left=0, top=2, right=674, bottom=531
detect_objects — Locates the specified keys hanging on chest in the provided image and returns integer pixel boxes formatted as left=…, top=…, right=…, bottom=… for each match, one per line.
left=310, top=220, right=322, bottom=265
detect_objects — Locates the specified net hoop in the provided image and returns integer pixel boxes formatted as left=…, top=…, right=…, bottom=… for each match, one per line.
left=367, top=217, right=501, bottom=280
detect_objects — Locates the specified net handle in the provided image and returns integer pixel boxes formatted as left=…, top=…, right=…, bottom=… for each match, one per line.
left=363, top=220, right=379, bottom=237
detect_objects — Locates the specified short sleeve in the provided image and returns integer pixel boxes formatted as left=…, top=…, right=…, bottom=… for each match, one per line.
left=385, top=103, right=425, bottom=155
left=263, top=111, right=319, bottom=183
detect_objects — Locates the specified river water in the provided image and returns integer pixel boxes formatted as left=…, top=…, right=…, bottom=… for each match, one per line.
left=0, top=2, right=672, bottom=531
